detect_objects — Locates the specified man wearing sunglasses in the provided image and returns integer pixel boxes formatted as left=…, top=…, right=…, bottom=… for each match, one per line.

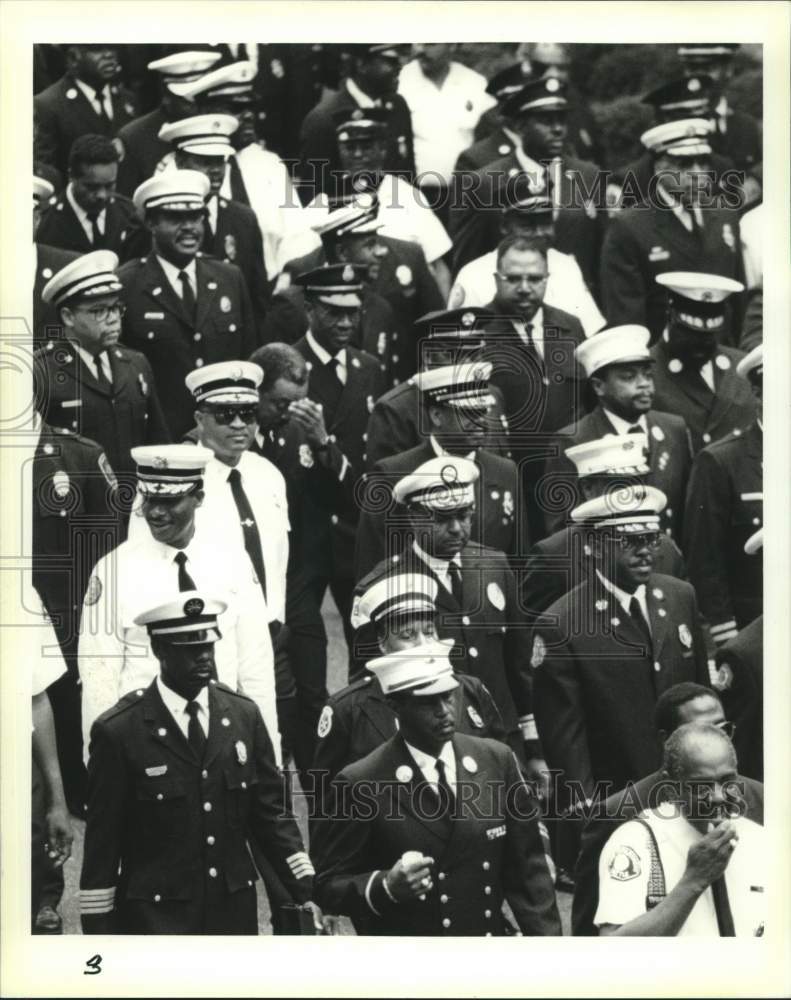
left=35, top=249, right=170, bottom=480
left=532, top=484, right=710, bottom=842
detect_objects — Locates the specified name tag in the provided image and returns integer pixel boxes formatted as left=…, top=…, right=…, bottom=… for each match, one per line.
left=61, top=399, right=82, bottom=409
left=648, top=248, right=670, bottom=262
left=486, top=825, right=506, bottom=841
left=740, top=493, right=762, bottom=502
left=145, top=765, right=168, bottom=777
left=144, top=312, right=165, bottom=320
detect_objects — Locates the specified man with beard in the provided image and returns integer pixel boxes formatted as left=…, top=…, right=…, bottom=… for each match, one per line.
left=532, top=484, right=710, bottom=822
left=79, top=592, right=316, bottom=935
left=114, top=50, right=222, bottom=197
left=595, top=722, right=765, bottom=936
left=34, top=44, right=138, bottom=178
left=683, top=345, right=763, bottom=647
left=157, top=114, right=269, bottom=327
left=119, top=171, right=256, bottom=439
left=649, top=272, right=755, bottom=453
left=78, top=444, right=279, bottom=762
left=312, top=646, right=560, bottom=936
left=298, top=43, right=415, bottom=198
left=543, top=324, right=692, bottom=539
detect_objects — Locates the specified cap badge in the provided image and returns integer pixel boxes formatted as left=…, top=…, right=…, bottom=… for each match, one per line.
left=235, top=740, right=247, bottom=764
left=183, top=597, right=205, bottom=617
left=342, top=264, right=355, bottom=283
left=152, top=456, right=168, bottom=468
left=462, top=755, right=478, bottom=773
left=467, top=705, right=484, bottom=729
left=351, top=108, right=364, bottom=121
left=545, top=77, right=560, bottom=92
left=461, top=312, right=475, bottom=328
left=702, top=290, right=713, bottom=301
left=84, top=575, right=103, bottom=606
left=231, top=365, right=243, bottom=379
left=688, top=77, right=701, bottom=92
left=678, top=623, right=693, bottom=648
left=487, top=582, right=505, bottom=611
left=396, top=765, right=413, bottom=783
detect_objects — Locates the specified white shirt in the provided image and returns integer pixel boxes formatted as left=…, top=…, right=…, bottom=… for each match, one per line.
left=413, top=539, right=462, bottom=596
left=403, top=738, right=457, bottom=794
left=601, top=408, right=647, bottom=436
left=512, top=307, right=546, bottom=361
left=74, top=76, right=113, bottom=120
left=740, top=203, right=762, bottom=290
left=156, top=254, right=196, bottom=300
left=206, top=194, right=219, bottom=234
left=30, top=592, right=68, bottom=699
left=595, top=804, right=766, bottom=936
left=596, top=569, right=650, bottom=631
left=66, top=182, right=106, bottom=243
left=306, top=329, right=348, bottom=385
left=449, top=247, right=605, bottom=337
left=79, top=526, right=279, bottom=763
left=397, top=59, right=496, bottom=184
left=429, top=435, right=475, bottom=462
left=156, top=675, right=209, bottom=739
left=656, top=183, right=703, bottom=233
left=345, top=76, right=379, bottom=109
left=73, top=343, right=113, bottom=383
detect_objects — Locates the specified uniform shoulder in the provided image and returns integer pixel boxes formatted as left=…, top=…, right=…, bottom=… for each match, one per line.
left=117, top=256, right=148, bottom=279
left=373, top=380, right=414, bottom=407
left=212, top=680, right=255, bottom=704
left=454, top=731, right=511, bottom=767
left=327, top=675, right=374, bottom=706
left=39, top=425, right=105, bottom=461
left=197, top=256, right=244, bottom=282
left=650, top=573, right=694, bottom=600
left=94, top=687, right=148, bottom=727
left=348, top=345, right=381, bottom=372
left=477, top=447, right=517, bottom=477
left=109, top=192, right=138, bottom=217
left=649, top=410, right=688, bottom=434
left=543, top=302, right=585, bottom=337
left=464, top=540, right=507, bottom=564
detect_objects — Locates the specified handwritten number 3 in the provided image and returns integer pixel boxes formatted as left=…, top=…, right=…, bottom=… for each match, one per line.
left=84, top=955, right=102, bottom=975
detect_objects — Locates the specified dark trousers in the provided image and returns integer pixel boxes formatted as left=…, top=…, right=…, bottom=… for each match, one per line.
left=46, top=645, right=87, bottom=817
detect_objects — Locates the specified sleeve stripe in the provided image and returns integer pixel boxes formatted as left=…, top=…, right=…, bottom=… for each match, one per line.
left=289, top=863, right=315, bottom=875
left=711, top=620, right=738, bottom=635
left=286, top=851, right=311, bottom=864
left=79, top=888, right=115, bottom=900
left=365, top=871, right=382, bottom=916
left=518, top=714, right=539, bottom=741
left=338, top=455, right=350, bottom=483
left=80, top=902, right=115, bottom=914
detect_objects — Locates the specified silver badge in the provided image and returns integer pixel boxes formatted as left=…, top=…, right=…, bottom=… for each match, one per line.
left=235, top=740, right=247, bottom=764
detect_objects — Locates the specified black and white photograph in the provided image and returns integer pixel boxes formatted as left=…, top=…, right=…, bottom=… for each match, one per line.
left=1, top=2, right=789, bottom=996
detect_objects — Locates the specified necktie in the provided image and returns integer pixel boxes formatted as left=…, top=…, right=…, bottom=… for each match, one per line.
left=86, top=211, right=103, bottom=248
left=629, top=594, right=652, bottom=648
left=92, top=351, right=111, bottom=390
left=174, top=551, right=197, bottom=591
left=435, top=758, right=454, bottom=819
left=447, top=560, right=463, bottom=605
left=627, top=424, right=643, bottom=434
left=711, top=874, right=736, bottom=936
left=522, top=323, right=545, bottom=382
left=185, top=700, right=207, bottom=760
left=93, top=85, right=111, bottom=125
left=178, top=270, right=197, bottom=324
left=682, top=199, right=703, bottom=241
left=322, top=356, right=344, bottom=415
left=227, top=467, right=268, bottom=602
left=228, top=155, right=250, bottom=205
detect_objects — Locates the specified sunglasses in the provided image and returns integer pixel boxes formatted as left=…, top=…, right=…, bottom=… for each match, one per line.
left=202, top=406, right=258, bottom=426
left=613, top=532, right=662, bottom=551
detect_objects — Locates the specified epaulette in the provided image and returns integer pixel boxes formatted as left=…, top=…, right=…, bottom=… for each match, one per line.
left=210, top=679, right=254, bottom=702
left=97, top=687, right=147, bottom=723
left=329, top=675, right=373, bottom=704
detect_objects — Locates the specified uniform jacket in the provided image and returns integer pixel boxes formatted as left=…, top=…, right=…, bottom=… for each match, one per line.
left=312, top=732, right=560, bottom=936
left=206, top=197, right=270, bottom=329
left=118, top=254, right=257, bottom=439
left=298, top=84, right=416, bottom=196
left=364, top=378, right=512, bottom=468
left=32, top=423, right=121, bottom=651
left=454, top=123, right=516, bottom=172
left=354, top=441, right=528, bottom=580
left=352, top=542, right=533, bottom=739
left=684, top=423, right=763, bottom=637
left=712, top=107, right=762, bottom=176
left=261, top=284, right=397, bottom=387
left=34, top=74, right=139, bottom=177
left=649, top=340, right=756, bottom=454
left=115, top=106, right=170, bottom=197
left=533, top=572, right=710, bottom=807
left=311, top=672, right=506, bottom=791
left=33, top=243, right=78, bottom=348
left=523, top=526, right=686, bottom=616
left=449, top=152, right=605, bottom=293
left=34, top=340, right=170, bottom=477
left=715, top=615, right=763, bottom=782
left=542, top=406, right=692, bottom=539
left=613, top=150, right=736, bottom=201
left=294, top=335, right=386, bottom=582
left=35, top=192, right=146, bottom=263
left=600, top=203, right=744, bottom=341
left=80, top=680, right=312, bottom=934
left=572, top=766, right=764, bottom=936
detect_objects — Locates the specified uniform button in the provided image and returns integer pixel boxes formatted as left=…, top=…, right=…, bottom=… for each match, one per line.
left=438, top=872, right=446, bottom=881
left=666, top=508, right=672, bottom=517
left=241, top=781, right=247, bottom=789
left=752, top=517, right=760, bottom=525
left=195, top=358, right=204, bottom=367
left=469, top=646, right=478, bottom=658
left=484, top=909, right=492, bottom=918
left=202, top=769, right=208, bottom=779
left=207, top=835, right=215, bottom=845
left=392, top=354, right=399, bottom=363
left=392, top=332, right=398, bottom=342
left=156, top=793, right=164, bottom=801
left=203, top=802, right=212, bottom=812
left=482, top=861, right=490, bottom=871
left=462, top=615, right=470, bottom=626
left=654, top=661, right=661, bottom=672
left=147, top=331, right=155, bottom=339
left=485, top=932, right=492, bottom=937
left=702, top=433, right=711, bottom=443
left=154, top=894, right=161, bottom=902
left=442, top=917, right=451, bottom=928
left=484, top=886, right=492, bottom=895
left=247, top=879, right=253, bottom=887
left=331, top=514, right=339, bottom=525
left=229, top=323, right=237, bottom=332
left=440, top=894, right=448, bottom=904
left=194, top=332, right=202, bottom=341
left=209, top=867, right=218, bottom=878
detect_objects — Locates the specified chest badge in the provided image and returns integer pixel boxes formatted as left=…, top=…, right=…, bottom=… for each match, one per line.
left=461, top=755, right=478, bottom=773
left=467, top=705, right=485, bottom=729
left=317, top=705, right=333, bottom=738
left=52, top=470, right=70, bottom=498
left=235, top=740, right=247, bottom=764
left=220, top=295, right=232, bottom=313
left=487, top=581, right=505, bottom=611
left=678, top=623, right=692, bottom=648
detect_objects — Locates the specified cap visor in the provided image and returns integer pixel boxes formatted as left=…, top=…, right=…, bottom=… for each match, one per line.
left=409, top=674, right=460, bottom=697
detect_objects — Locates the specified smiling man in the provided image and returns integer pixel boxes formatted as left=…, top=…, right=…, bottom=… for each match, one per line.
left=78, top=443, right=279, bottom=766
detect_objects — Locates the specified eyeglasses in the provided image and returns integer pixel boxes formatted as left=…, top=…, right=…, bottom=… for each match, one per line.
left=77, top=301, right=126, bottom=322
left=203, top=406, right=258, bottom=426
left=716, top=720, right=736, bottom=740
left=495, top=273, right=548, bottom=288
left=614, top=532, right=662, bottom=551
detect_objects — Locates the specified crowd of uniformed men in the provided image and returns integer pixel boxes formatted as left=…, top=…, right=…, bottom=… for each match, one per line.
left=28, top=41, right=765, bottom=938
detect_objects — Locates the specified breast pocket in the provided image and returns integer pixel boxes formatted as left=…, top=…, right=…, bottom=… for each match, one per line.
left=136, top=774, right=187, bottom=839
left=224, top=766, right=259, bottom=829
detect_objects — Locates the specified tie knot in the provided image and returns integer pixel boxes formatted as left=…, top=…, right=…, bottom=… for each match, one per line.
left=185, top=700, right=201, bottom=719
left=627, top=424, right=643, bottom=434
left=436, top=758, right=446, bottom=776
left=227, top=467, right=241, bottom=485
left=174, top=551, right=188, bottom=566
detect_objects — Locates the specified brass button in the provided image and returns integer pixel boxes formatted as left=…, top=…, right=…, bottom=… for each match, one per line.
left=438, top=872, right=446, bottom=881
left=203, top=802, right=212, bottom=812
left=202, top=770, right=208, bottom=779
left=440, top=894, right=448, bottom=904
left=482, top=861, right=490, bottom=871
left=154, top=894, right=161, bottom=903
left=442, top=917, right=451, bottom=928
left=484, top=909, right=492, bottom=918
left=209, top=867, right=218, bottom=878
left=207, top=835, right=215, bottom=845
left=156, top=793, right=164, bottom=801
left=484, top=886, right=492, bottom=895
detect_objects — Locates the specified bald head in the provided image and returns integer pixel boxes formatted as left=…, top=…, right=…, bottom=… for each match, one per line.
left=663, top=721, right=736, bottom=781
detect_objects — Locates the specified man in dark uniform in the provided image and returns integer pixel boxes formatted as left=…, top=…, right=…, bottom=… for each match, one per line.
left=312, top=647, right=561, bottom=936
left=35, top=250, right=170, bottom=480
left=34, top=45, right=139, bottom=178
left=313, top=573, right=505, bottom=792
left=572, top=682, right=763, bottom=936
left=262, top=196, right=398, bottom=385
left=525, top=434, right=687, bottom=617
left=649, top=272, right=756, bottom=453
left=450, top=76, right=604, bottom=296
left=543, top=324, right=692, bottom=539
left=684, top=344, right=762, bottom=645
left=292, top=264, right=386, bottom=653
left=33, top=176, right=78, bottom=348
left=298, top=43, right=415, bottom=198
left=532, top=485, right=710, bottom=822
left=119, top=171, right=256, bottom=439
left=354, top=366, right=527, bottom=579
left=79, top=593, right=318, bottom=934
left=454, top=61, right=529, bottom=173
left=114, top=50, right=223, bottom=196
left=352, top=457, right=543, bottom=782
left=158, top=114, right=270, bottom=327
left=600, top=119, right=745, bottom=340
left=364, top=308, right=512, bottom=467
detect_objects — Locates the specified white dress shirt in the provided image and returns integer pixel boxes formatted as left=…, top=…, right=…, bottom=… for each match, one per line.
left=449, top=247, right=605, bottom=337
left=601, top=408, right=648, bottom=435
left=306, top=329, right=347, bottom=385
left=345, top=76, right=380, bottom=109
left=74, top=76, right=114, bottom=120
left=66, top=182, right=106, bottom=243
left=740, top=203, right=762, bottom=290
left=595, top=569, right=650, bottom=632
left=397, top=59, right=496, bottom=184
left=656, top=183, right=704, bottom=233
left=156, top=676, right=209, bottom=739
left=429, top=435, right=475, bottom=462
left=79, top=525, right=279, bottom=763
left=403, top=738, right=457, bottom=794
left=413, top=539, right=462, bottom=595
left=73, top=343, right=113, bottom=383
left=155, top=254, right=196, bottom=300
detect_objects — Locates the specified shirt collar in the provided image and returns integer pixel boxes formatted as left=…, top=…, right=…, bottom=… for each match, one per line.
left=413, top=539, right=462, bottom=576
left=72, top=342, right=104, bottom=373
left=156, top=675, right=209, bottom=720
left=502, top=125, right=521, bottom=147
left=715, top=95, right=728, bottom=117
left=601, top=407, right=648, bottom=435
left=73, top=76, right=107, bottom=105
left=595, top=569, right=646, bottom=615
left=428, top=435, right=476, bottom=462
left=66, top=181, right=105, bottom=225
left=345, top=76, right=379, bottom=108
left=512, top=141, right=546, bottom=182
left=403, top=737, right=455, bottom=776
left=306, top=329, right=346, bottom=369
left=156, top=253, right=196, bottom=286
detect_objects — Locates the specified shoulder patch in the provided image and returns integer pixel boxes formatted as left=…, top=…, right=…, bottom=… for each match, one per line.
left=84, top=575, right=103, bottom=605
left=531, top=635, right=546, bottom=669
left=317, top=705, right=333, bottom=738
left=608, top=845, right=641, bottom=881
left=98, top=452, right=118, bottom=488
